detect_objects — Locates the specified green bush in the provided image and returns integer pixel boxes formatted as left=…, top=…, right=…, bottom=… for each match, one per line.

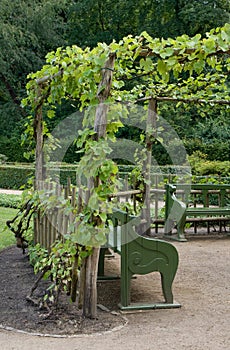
left=46, top=163, right=78, bottom=185
left=0, top=163, right=79, bottom=189
left=0, top=164, right=34, bottom=189
left=184, top=138, right=230, bottom=162
left=0, top=136, right=28, bottom=162
left=0, top=154, right=8, bottom=164
left=0, top=207, right=17, bottom=251
left=0, top=160, right=229, bottom=190
left=188, top=152, right=230, bottom=177
left=0, top=193, right=21, bottom=208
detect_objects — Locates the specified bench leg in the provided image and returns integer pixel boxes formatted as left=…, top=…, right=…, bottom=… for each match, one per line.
left=161, top=272, right=173, bottom=304
left=177, top=213, right=187, bottom=241
left=120, top=270, right=132, bottom=308
left=98, top=247, right=106, bottom=277
left=164, top=218, right=174, bottom=235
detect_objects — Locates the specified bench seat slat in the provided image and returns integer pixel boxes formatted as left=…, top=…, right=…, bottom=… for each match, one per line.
left=186, top=207, right=230, bottom=216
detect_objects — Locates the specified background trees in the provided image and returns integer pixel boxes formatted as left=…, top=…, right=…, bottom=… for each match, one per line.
left=67, top=0, right=230, bottom=47
left=0, top=0, right=229, bottom=163
left=0, top=0, right=68, bottom=160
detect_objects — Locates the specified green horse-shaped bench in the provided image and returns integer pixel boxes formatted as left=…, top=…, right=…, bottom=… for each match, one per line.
left=165, top=184, right=230, bottom=241
left=98, top=209, right=180, bottom=310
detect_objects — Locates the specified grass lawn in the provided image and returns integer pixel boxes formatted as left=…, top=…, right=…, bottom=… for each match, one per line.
left=0, top=207, right=17, bottom=251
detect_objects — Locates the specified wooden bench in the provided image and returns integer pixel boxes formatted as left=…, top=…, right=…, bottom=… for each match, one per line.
left=165, top=184, right=230, bottom=241
left=98, top=209, right=180, bottom=310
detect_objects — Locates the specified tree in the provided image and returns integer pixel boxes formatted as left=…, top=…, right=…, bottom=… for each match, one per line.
left=0, top=0, right=69, bottom=160
left=178, top=0, right=230, bottom=36
left=67, top=0, right=230, bottom=48
left=1, top=0, right=229, bottom=162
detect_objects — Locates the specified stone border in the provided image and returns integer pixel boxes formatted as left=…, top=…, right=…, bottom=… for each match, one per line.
left=0, top=313, right=128, bottom=338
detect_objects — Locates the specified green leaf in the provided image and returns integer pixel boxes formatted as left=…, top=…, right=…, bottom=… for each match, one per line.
left=193, top=60, right=205, bottom=74
left=157, top=60, right=167, bottom=75
left=203, top=38, right=216, bottom=54
left=47, top=110, right=55, bottom=119
left=140, top=57, right=153, bottom=71
left=159, top=47, right=174, bottom=59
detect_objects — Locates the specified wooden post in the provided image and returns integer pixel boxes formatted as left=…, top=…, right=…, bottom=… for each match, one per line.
left=142, top=98, right=157, bottom=236
left=34, top=88, right=45, bottom=189
left=82, top=52, right=116, bottom=319
left=33, top=88, right=45, bottom=244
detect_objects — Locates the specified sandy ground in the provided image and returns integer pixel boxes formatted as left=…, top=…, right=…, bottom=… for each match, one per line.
left=0, top=189, right=23, bottom=195
left=0, top=236, right=229, bottom=350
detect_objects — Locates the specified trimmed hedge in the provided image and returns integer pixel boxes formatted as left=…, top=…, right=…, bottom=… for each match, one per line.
left=0, top=164, right=79, bottom=189
left=188, top=152, right=230, bottom=177
left=0, top=161, right=229, bottom=190
left=0, top=165, right=34, bottom=189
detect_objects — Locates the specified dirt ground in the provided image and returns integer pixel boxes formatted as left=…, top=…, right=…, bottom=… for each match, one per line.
left=0, top=233, right=229, bottom=350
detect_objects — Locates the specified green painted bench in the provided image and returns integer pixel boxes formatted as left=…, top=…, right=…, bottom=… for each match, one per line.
left=165, top=184, right=230, bottom=241
left=98, top=209, right=180, bottom=310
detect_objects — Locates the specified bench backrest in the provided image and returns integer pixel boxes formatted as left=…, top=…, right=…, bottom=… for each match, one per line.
left=107, top=209, right=140, bottom=254
left=166, top=184, right=230, bottom=209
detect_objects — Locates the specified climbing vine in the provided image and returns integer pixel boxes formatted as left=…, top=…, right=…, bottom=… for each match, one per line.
left=14, top=23, right=230, bottom=317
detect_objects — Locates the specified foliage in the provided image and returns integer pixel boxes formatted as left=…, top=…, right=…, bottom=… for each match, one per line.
left=0, top=164, right=34, bottom=189
left=28, top=240, right=90, bottom=304
left=68, top=0, right=230, bottom=48
left=0, top=194, right=21, bottom=209
left=0, top=163, right=79, bottom=189
left=0, top=1, right=229, bottom=164
left=0, top=207, right=17, bottom=251
left=23, top=23, right=230, bottom=114
left=185, top=112, right=230, bottom=161
left=0, top=154, right=7, bottom=164
left=184, top=138, right=230, bottom=162
left=178, top=0, right=230, bottom=36
left=0, top=0, right=70, bottom=161
left=188, top=151, right=230, bottom=176
left=13, top=24, right=230, bottom=315
left=21, top=23, right=230, bottom=188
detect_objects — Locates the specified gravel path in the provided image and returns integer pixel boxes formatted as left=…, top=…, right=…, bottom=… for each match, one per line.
left=0, top=237, right=229, bottom=350
left=0, top=189, right=22, bottom=195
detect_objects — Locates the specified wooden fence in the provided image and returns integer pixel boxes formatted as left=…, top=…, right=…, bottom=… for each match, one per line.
left=34, top=178, right=230, bottom=250
left=34, top=179, right=167, bottom=250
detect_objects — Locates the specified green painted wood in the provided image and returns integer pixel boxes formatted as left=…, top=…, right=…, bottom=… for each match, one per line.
left=98, top=209, right=180, bottom=310
left=165, top=183, right=230, bottom=240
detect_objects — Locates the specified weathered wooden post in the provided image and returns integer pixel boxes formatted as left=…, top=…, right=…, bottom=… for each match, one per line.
left=34, top=86, right=46, bottom=189
left=33, top=86, right=45, bottom=244
left=82, top=52, right=116, bottom=318
left=142, top=98, right=157, bottom=235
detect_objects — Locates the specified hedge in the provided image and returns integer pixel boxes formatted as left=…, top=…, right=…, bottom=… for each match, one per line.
left=0, top=193, right=21, bottom=208
left=0, top=165, right=34, bottom=189
left=0, top=164, right=79, bottom=189
left=0, top=162, right=229, bottom=190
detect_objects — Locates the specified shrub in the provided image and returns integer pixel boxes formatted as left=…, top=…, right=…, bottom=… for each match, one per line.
left=184, top=139, right=230, bottom=162
left=0, top=154, right=8, bottom=164
left=0, top=193, right=21, bottom=209
left=188, top=152, right=230, bottom=177
left=0, top=163, right=79, bottom=189
left=0, top=164, right=34, bottom=189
